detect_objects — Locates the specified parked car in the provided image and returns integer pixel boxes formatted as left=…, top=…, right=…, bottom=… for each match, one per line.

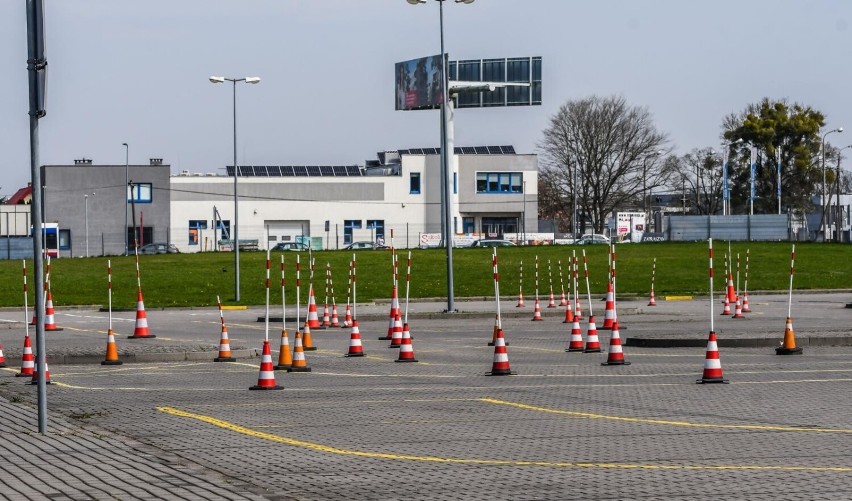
left=575, top=234, right=611, bottom=245
left=344, top=241, right=389, bottom=250
left=138, top=243, right=180, bottom=254
left=272, top=242, right=309, bottom=251
left=470, top=239, right=516, bottom=248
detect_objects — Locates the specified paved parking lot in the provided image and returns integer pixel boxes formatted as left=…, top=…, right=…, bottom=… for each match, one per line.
left=0, top=295, right=850, bottom=500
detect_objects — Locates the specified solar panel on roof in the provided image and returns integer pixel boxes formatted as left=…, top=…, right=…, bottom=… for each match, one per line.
left=320, top=166, right=334, bottom=176
left=462, top=147, right=475, bottom=154
left=346, top=165, right=362, bottom=176
left=253, top=166, right=268, bottom=176
left=279, top=166, right=294, bottom=177
left=293, top=166, right=308, bottom=176
left=266, top=166, right=281, bottom=176
left=238, top=166, right=254, bottom=176
left=330, top=166, right=346, bottom=176
left=307, top=166, right=321, bottom=176
left=487, top=146, right=502, bottom=154
left=226, top=166, right=235, bottom=176
left=474, top=146, right=489, bottom=154
left=501, top=145, right=516, bottom=154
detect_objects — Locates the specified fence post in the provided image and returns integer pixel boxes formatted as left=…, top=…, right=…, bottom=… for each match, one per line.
left=707, top=215, right=711, bottom=240
left=747, top=214, right=752, bottom=242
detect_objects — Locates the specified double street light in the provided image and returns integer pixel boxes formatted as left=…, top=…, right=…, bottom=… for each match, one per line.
left=406, top=0, right=475, bottom=313
left=209, top=75, right=261, bottom=302
left=821, top=127, right=843, bottom=241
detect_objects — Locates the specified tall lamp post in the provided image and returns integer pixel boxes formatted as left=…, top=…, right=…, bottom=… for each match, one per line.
left=722, top=138, right=742, bottom=215
left=122, top=142, right=129, bottom=256
left=407, top=0, right=474, bottom=313
left=209, top=75, right=261, bottom=302
left=821, top=127, right=843, bottom=241
left=84, top=192, right=95, bottom=257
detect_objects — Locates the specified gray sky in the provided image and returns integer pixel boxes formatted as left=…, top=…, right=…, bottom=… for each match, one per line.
left=2, top=1, right=850, bottom=197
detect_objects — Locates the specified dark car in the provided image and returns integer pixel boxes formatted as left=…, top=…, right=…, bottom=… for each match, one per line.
left=470, top=239, right=516, bottom=248
left=272, top=242, right=309, bottom=251
left=344, top=241, right=389, bottom=250
left=138, top=243, right=180, bottom=254
left=575, top=234, right=611, bottom=245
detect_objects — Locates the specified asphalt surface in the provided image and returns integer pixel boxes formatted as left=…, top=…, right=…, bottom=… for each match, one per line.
left=0, top=294, right=850, bottom=499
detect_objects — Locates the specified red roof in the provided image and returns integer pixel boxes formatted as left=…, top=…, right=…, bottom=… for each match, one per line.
left=5, top=186, right=32, bottom=205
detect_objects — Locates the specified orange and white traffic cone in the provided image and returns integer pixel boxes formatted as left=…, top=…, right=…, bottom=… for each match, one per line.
left=488, top=314, right=503, bottom=346
left=380, top=286, right=399, bottom=340
left=562, top=304, right=574, bottom=324
left=345, top=320, right=365, bottom=357
left=43, top=291, right=62, bottom=331
left=321, top=303, right=331, bottom=327
left=720, top=296, right=731, bottom=316
left=214, top=325, right=236, bottom=362
left=0, top=341, right=6, bottom=368
left=342, top=304, right=352, bottom=328
left=101, top=329, right=123, bottom=365
left=275, top=329, right=293, bottom=369
left=531, top=299, right=543, bottom=321
left=566, top=319, right=584, bottom=352
left=249, top=340, right=283, bottom=390
left=128, top=290, right=155, bottom=339
left=602, top=282, right=615, bottom=330
left=486, top=329, right=513, bottom=376
left=30, top=358, right=51, bottom=385
left=547, top=291, right=556, bottom=308
left=395, top=324, right=418, bottom=362
left=388, top=313, right=403, bottom=348
left=583, top=315, right=602, bottom=353
left=307, top=287, right=322, bottom=329
left=731, top=297, right=744, bottom=319
left=601, top=319, right=630, bottom=366
left=574, top=297, right=583, bottom=322
left=775, top=316, right=803, bottom=355
left=302, top=321, right=316, bottom=351
left=726, top=273, right=737, bottom=304
left=697, top=331, right=728, bottom=384
left=648, top=287, right=657, bottom=306
left=16, top=335, right=34, bottom=377
left=516, top=289, right=525, bottom=307
left=288, top=330, right=312, bottom=372
left=330, top=303, right=340, bottom=328
left=741, top=292, right=751, bottom=313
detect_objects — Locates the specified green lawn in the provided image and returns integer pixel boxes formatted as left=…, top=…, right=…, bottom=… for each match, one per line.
left=1, top=242, right=849, bottom=309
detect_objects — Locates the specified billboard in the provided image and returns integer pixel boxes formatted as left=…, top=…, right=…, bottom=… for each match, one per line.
left=616, top=212, right=646, bottom=243
left=395, top=54, right=445, bottom=111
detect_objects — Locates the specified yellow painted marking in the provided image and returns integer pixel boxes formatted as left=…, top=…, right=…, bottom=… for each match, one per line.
left=664, top=295, right=693, bottom=300
left=481, top=398, right=852, bottom=434
left=156, top=406, right=852, bottom=472
left=221, top=305, right=247, bottom=310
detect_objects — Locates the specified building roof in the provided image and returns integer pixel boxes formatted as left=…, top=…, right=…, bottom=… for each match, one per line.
left=5, top=185, right=32, bottom=205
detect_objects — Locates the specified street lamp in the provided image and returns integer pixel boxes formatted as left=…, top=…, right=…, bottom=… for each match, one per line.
left=722, top=138, right=742, bottom=215
left=522, top=180, right=527, bottom=244
left=406, top=0, right=474, bottom=313
left=84, top=192, right=95, bottom=258
left=209, top=75, right=261, bottom=302
left=821, top=127, right=843, bottom=241
left=122, top=142, right=129, bottom=256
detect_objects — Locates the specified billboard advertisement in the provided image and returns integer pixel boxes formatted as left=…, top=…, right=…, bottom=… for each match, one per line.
left=617, top=212, right=646, bottom=243
left=395, top=54, right=444, bottom=111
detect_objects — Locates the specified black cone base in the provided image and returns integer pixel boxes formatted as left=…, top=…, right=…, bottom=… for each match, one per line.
left=775, top=347, right=803, bottom=355
left=345, top=353, right=365, bottom=357
left=249, top=385, right=283, bottom=390
left=395, top=358, right=418, bottom=363
left=696, top=378, right=729, bottom=384
left=274, top=364, right=291, bottom=370
left=303, top=347, right=317, bottom=351
left=378, top=336, right=391, bottom=340
left=287, top=366, right=312, bottom=372
left=583, top=349, right=602, bottom=353
left=601, top=360, right=631, bottom=366
left=44, top=328, right=64, bottom=332
left=128, top=335, right=156, bottom=339
left=486, top=370, right=515, bottom=376
left=214, top=357, right=236, bottom=362
left=101, top=360, right=123, bottom=366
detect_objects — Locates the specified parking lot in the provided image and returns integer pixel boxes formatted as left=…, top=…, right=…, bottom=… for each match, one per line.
left=0, top=294, right=850, bottom=500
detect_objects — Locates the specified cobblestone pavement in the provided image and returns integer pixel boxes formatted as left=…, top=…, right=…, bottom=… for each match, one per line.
left=0, top=295, right=851, bottom=500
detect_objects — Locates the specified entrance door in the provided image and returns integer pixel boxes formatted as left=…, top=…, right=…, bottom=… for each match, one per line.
left=481, top=217, right=519, bottom=238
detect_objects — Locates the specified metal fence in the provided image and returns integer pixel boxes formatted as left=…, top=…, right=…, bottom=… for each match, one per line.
left=663, top=214, right=791, bottom=242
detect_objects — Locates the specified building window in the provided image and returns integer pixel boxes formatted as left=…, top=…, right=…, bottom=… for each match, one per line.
left=476, top=172, right=523, bottom=194
left=453, top=172, right=457, bottom=194
left=410, top=172, right=421, bottom=194
left=367, top=220, right=385, bottom=242
left=463, top=217, right=475, bottom=234
left=128, top=183, right=153, bottom=203
left=216, top=220, right=231, bottom=240
left=188, top=220, right=207, bottom=246
left=344, top=219, right=362, bottom=245
left=58, top=229, right=71, bottom=250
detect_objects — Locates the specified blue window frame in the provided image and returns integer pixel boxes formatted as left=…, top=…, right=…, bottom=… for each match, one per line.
left=410, top=172, right=421, bottom=194
left=476, top=172, right=523, bottom=194
left=188, top=220, right=207, bottom=246
left=128, top=183, right=153, bottom=203
left=367, top=219, right=385, bottom=241
left=344, top=219, right=362, bottom=245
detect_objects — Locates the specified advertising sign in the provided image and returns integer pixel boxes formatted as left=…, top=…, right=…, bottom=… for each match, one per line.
left=616, top=212, right=646, bottom=243
left=395, top=55, right=445, bottom=111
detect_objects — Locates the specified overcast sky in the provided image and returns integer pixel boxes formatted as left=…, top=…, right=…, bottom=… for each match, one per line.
left=1, top=1, right=850, bottom=197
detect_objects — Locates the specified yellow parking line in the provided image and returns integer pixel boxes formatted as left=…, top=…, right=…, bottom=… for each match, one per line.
left=480, top=398, right=852, bottom=434
left=156, top=406, right=852, bottom=471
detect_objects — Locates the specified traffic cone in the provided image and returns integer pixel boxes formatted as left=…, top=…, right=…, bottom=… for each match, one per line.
left=516, top=290, right=525, bottom=307
left=395, top=324, right=418, bottom=362
left=583, top=316, right=602, bottom=353
left=214, top=324, right=236, bottom=362
left=30, top=358, right=51, bottom=385
left=776, top=316, right=803, bottom=355
left=741, top=292, right=751, bottom=313
left=249, top=340, right=283, bottom=390
left=16, top=335, right=34, bottom=377
left=380, top=286, right=399, bottom=340
left=288, top=330, right=312, bottom=372
left=128, top=290, right=155, bottom=339
left=574, top=297, right=583, bottom=322
left=101, top=329, right=123, bottom=365
left=342, top=304, right=352, bottom=328
left=602, top=283, right=615, bottom=330
left=345, top=320, right=365, bottom=357
left=43, top=291, right=62, bottom=331
left=601, top=319, right=630, bottom=366
left=488, top=314, right=501, bottom=346
left=0, top=342, right=6, bottom=368
left=307, top=287, right=322, bottom=329
left=562, top=305, right=574, bottom=324
left=559, top=291, right=568, bottom=307
left=486, top=329, right=513, bottom=376
left=566, top=319, right=584, bottom=352
left=321, top=302, right=331, bottom=327
left=330, top=303, right=340, bottom=328
left=275, top=329, right=293, bottom=370
left=648, top=287, right=657, bottom=306
left=531, top=299, right=543, bottom=321
left=302, top=322, right=316, bottom=351
left=388, top=313, right=403, bottom=348
left=547, top=291, right=556, bottom=308
left=726, top=273, right=736, bottom=304
left=731, top=297, right=744, bottom=319
left=697, top=331, right=728, bottom=384
left=720, top=296, right=731, bottom=316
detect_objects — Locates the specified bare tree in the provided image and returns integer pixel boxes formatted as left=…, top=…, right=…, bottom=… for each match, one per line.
left=538, top=95, right=669, bottom=233
left=666, top=148, right=725, bottom=215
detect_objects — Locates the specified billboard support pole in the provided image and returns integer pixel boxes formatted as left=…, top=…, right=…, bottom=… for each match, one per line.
left=438, top=0, right=456, bottom=313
